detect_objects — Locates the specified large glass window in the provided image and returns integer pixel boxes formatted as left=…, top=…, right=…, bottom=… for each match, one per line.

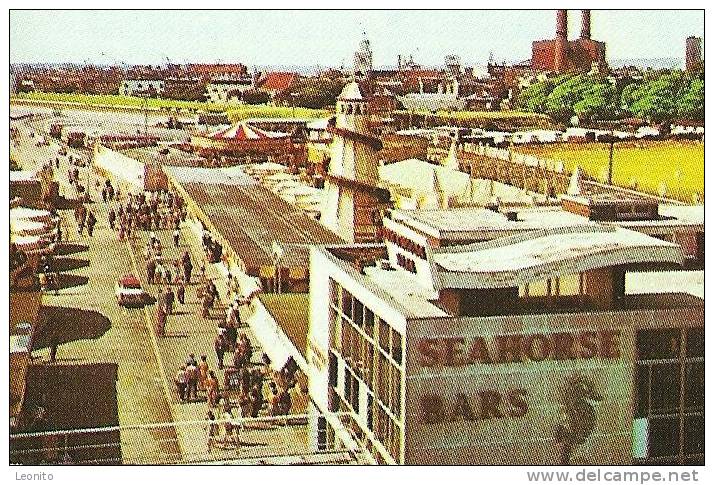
left=327, top=278, right=405, bottom=464
left=634, top=327, right=704, bottom=465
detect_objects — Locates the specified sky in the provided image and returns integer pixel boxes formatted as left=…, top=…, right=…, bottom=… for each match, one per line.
left=10, top=10, right=704, bottom=68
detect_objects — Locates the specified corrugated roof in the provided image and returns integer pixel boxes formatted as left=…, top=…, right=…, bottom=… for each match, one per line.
left=183, top=183, right=342, bottom=270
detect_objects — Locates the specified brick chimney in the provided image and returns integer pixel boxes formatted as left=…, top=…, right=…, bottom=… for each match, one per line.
left=581, top=10, right=591, bottom=40
left=556, top=9, right=568, bottom=39
left=555, top=10, right=568, bottom=73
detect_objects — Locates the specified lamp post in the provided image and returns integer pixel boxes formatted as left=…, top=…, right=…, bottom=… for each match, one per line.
left=271, top=240, right=284, bottom=294
left=140, top=94, right=149, bottom=138
left=290, top=92, right=299, bottom=118
left=599, top=120, right=619, bottom=186
left=607, top=129, right=615, bottom=185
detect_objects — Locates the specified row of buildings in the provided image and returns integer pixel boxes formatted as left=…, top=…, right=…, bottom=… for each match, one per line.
left=12, top=11, right=704, bottom=115
left=13, top=62, right=300, bottom=104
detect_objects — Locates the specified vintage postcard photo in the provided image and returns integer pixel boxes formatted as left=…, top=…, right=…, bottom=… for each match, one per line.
left=7, top=5, right=705, bottom=474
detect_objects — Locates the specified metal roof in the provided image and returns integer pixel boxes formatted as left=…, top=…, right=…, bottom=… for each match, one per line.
left=183, top=182, right=342, bottom=270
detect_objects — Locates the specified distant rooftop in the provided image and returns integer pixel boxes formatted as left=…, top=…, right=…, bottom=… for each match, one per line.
left=389, top=206, right=591, bottom=240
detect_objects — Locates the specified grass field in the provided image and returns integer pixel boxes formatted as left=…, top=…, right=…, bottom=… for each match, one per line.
left=516, top=140, right=705, bottom=203
left=11, top=92, right=330, bottom=121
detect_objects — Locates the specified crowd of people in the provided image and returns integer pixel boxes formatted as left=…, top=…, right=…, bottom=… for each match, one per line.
left=111, top=188, right=188, bottom=242
left=31, top=128, right=304, bottom=454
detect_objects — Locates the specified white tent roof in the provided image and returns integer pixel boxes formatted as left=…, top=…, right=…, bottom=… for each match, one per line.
left=338, top=81, right=364, bottom=100
left=10, top=207, right=52, bottom=222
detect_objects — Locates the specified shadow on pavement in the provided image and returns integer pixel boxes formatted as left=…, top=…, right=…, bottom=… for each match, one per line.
left=56, top=274, right=89, bottom=290
left=11, top=363, right=122, bottom=465
left=53, top=196, right=84, bottom=211
left=51, top=257, right=89, bottom=272
left=54, top=243, right=89, bottom=257
left=33, top=306, right=111, bottom=349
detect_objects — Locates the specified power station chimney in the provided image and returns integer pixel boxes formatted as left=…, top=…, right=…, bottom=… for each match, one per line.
left=556, top=9, right=568, bottom=39
left=581, top=10, right=591, bottom=39
left=554, top=10, right=568, bottom=73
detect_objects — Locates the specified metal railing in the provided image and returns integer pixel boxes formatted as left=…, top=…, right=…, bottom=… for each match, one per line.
left=10, top=413, right=364, bottom=465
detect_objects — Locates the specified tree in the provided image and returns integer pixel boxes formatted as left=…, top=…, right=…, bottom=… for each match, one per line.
left=516, top=70, right=703, bottom=123
left=516, top=79, right=555, bottom=112
left=242, top=90, right=270, bottom=105
left=574, top=83, right=618, bottom=120
left=626, top=73, right=682, bottom=122
left=677, top=78, right=704, bottom=120
left=288, top=78, right=345, bottom=109
left=544, top=74, right=593, bottom=122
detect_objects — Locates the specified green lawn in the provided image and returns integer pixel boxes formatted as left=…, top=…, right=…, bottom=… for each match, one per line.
left=516, top=141, right=704, bottom=203
left=11, top=92, right=330, bottom=121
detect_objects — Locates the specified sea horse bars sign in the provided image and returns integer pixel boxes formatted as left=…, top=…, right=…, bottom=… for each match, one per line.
left=417, top=330, right=621, bottom=367
left=416, top=330, right=621, bottom=425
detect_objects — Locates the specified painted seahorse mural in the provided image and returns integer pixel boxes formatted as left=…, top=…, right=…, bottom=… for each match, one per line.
left=555, top=375, right=604, bottom=465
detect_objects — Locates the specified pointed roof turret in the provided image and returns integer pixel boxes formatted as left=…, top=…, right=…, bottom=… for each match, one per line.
left=567, top=165, right=584, bottom=196
left=338, top=80, right=364, bottom=101
left=442, top=137, right=459, bottom=170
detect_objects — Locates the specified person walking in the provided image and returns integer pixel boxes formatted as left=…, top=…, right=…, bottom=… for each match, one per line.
left=185, top=361, right=198, bottom=402
left=146, top=259, right=156, bottom=285
left=206, top=370, right=219, bottom=407
left=214, top=333, right=226, bottom=370
left=165, top=286, right=175, bottom=315
left=206, top=410, right=219, bottom=452
left=86, top=211, right=96, bottom=237
left=108, top=208, right=116, bottom=230
left=175, top=366, right=187, bottom=403
left=226, top=322, right=238, bottom=354
left=202, top=293, right=212, bottom=319
left=184, top=259, right=193, bottom=285
left=176, top=282, right=185, bottom=305
left=223, top=407, right=237, bottom=449
left=249, top=384, right=264, bottom=418
left=173, top=228, right=180, bottom=248
left=198, top=355, right=209, bottom=392
left=156, top=302, right=167, bottom=337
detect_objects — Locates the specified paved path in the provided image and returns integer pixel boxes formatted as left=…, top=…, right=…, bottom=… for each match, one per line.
left=13, top=117, right=181, bottom=464
left=14, top=113, right=328, bottom=464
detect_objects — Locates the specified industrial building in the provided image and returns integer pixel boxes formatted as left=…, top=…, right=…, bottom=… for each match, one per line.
left=532, top=10, right=607, bottom=73
left=306, top=205, right=703, bottom=465
left=685, top=36, right=703, bottom=73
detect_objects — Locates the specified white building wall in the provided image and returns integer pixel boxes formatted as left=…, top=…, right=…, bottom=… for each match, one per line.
left=119, top=79, right=165, bottom=96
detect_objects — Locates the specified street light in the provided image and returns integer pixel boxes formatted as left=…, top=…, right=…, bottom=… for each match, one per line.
left=289, top=92, right=299, bottom=118
left=271, top=240, right=284, bottom=294
left=140, top=94, right=149, bottom=138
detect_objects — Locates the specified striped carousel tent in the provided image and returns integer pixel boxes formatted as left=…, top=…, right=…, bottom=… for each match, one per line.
left=190, top=121, right=296, bottom=158
left=208, top=121, right=289, bottom=141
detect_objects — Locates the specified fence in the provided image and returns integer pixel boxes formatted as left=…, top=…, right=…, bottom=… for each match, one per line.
left=10, top=413, right=362, bottom=465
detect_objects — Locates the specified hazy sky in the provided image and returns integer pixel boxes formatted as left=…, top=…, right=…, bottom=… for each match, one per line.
left=10, top=10, right=704, bottom=67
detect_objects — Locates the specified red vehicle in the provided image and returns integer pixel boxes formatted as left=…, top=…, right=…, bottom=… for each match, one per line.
left=115, top=274, right=147, bottom=307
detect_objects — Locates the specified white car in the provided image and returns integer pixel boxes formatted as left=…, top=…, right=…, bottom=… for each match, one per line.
left=115, top=274, right=147, bottom=307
